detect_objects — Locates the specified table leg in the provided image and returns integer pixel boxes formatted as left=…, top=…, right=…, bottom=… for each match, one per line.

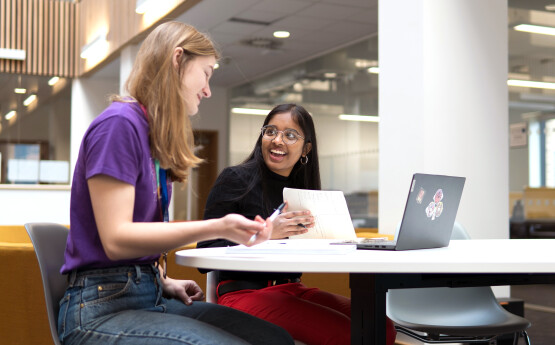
left=350, top=273, right=387, bottom=345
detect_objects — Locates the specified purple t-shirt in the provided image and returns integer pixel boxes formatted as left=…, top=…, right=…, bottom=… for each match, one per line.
left=61, top=101, right=170, bottom=273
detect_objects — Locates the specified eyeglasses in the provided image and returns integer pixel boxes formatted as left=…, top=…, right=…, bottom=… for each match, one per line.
left=261, top=125, right=305, bottom=145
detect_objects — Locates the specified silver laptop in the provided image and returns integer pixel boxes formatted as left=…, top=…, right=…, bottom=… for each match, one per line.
left=357, top=173, right=465, bottom=251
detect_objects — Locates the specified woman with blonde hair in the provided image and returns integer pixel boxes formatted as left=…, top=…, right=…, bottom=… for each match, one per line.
left=59, top=21, right=293, bottom=345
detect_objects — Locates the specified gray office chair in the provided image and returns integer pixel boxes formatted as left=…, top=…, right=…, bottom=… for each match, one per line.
left=25, top=223, right=69, bottom=345
left=387, top=222, right=531, bottom=344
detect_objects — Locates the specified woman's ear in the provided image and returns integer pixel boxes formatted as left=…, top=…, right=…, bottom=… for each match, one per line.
left=303, top=142, right=312, bottom=157
left=172, top=47, right=183, bottom=70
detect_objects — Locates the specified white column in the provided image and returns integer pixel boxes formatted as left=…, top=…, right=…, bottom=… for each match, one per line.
left=120, top=44, right=140, bottom=96
left=379, top=0, right=509, bottom=240
left=70, top=78, right=119, bottom=179
left=528, top=120, right=542, bottom=187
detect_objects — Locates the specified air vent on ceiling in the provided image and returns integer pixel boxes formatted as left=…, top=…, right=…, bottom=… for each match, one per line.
left=240, top=37, right=283, bottom=50
left=229, top=17, right=272, bottom=26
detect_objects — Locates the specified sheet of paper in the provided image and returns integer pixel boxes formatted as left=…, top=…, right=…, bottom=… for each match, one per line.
left=283, top=188, right=357, bottom=240
left=225, top=239, right=356, bottom=255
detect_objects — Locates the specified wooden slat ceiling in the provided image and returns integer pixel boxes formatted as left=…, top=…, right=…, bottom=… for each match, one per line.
left=0, top=0, right=77, bottom=77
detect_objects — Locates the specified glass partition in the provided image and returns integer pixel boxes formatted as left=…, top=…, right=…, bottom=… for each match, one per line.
left=229, top=36, right=379, bottom=226
left=0, top=73, right=71, bottom=184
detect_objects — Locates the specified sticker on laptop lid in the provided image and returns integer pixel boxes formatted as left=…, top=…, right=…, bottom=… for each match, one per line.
left=416, top=187, right=425, bottom=204
left=425, top=189, right=444, bottom=220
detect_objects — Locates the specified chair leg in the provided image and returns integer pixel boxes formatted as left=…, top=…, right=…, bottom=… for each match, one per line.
left=513, top=331, right=531, bottom=345
left=522, top=330, right=531, bottom=345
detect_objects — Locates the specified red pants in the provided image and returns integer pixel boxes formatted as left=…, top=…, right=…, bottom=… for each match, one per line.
left=217, top=282, right=396, bottom=345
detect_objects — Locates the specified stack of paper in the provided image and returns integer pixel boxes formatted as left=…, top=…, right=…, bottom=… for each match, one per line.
left=225, top=239, right=356, bottom=255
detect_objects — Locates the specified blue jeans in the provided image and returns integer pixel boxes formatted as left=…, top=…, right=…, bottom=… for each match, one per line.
left=59, top=264, right=293, bottom=345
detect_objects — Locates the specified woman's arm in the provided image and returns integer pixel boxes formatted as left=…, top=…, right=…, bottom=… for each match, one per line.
left=88, top=174, right=271, bottom=261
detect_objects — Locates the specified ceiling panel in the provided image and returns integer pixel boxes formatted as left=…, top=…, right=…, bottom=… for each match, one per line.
left=249, top=0, right=313, bottom=14
left=233, top=10, right=288, bottom=23
left=271, top=15, right=335, bottom=31
left=322, top=0, right=377, bottom=8
left=212, top=21, right=267, bottom=36
left=296, top=3, right=363, bottom=20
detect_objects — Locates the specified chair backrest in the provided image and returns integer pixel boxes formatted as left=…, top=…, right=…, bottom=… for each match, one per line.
left=25, top=223, right=69, bottom=345
left=387, top=222, right=473, bottom=326
left=451, top=221, right=470, bottom=240
left=395, top=220, right=470, bottom=240
left=386, top=222, right=530, bottom=337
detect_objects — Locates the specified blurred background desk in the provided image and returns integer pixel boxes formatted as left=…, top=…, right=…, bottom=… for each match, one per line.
left=511, top=219, right=555, bottom=239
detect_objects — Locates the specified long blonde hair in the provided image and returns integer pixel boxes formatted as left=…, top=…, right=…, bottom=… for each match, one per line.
left=117, top=21, right=219, bottom=183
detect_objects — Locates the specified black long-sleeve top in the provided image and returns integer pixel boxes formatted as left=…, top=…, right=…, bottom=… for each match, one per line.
left=197, top=164, right=302, bottom=282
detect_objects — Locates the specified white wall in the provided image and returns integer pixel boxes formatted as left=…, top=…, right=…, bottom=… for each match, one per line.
left=191, top=85, right=230, bottom=172
left=0, top=187, right=70, bottom=225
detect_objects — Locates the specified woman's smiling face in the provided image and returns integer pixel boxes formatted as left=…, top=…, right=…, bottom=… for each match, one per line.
left=261, top=111, right=309, bottom=177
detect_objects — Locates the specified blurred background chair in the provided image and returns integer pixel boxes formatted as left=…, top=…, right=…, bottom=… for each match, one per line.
left=386, top=222, right=531, bottom=344
left=25, top=223, right=69, bottom=345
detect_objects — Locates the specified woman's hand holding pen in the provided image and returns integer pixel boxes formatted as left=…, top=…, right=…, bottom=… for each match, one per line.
left=271, top=201, right=314, bottom=239
left=219, top=213, right=272, bottom=246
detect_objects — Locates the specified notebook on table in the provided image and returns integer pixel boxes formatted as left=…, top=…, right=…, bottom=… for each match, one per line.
left=356, top=173, right=465, bottom=251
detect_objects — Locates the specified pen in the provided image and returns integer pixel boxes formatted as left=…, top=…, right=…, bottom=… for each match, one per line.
left=269, top=202, right=286, bottom=222
left=247, top=202, right=286, bottom=245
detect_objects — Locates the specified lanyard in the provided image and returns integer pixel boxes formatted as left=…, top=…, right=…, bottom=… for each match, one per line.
left=140, top=103, right=169, bottom=278
left=154, top=159, right=169, bottom=222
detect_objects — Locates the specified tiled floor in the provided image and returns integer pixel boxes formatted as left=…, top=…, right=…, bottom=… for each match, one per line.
left=512, top=284, right=555, bottom=345
left=393, top=284, right=555, bottom=345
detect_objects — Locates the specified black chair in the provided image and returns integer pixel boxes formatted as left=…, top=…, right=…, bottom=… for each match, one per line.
left=25, top=223, right=69, bottom=345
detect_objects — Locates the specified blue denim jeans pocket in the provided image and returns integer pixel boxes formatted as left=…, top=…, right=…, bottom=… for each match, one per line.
left=58, top=265, right=164, bottom=343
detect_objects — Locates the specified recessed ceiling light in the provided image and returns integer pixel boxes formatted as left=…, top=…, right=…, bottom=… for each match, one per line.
left=23, top=94, right=37, bottom=106
left=324, top=72, right=337, bottom=78
left=513, top=24, right=555, bottom=36
left=14, top=88, right=26, bottom=94
left=135, top=0, right=155, bottom=14
left=48, top=76, right=60, bottom=86
left=80, top=33, right=108, bottom=60
left=545, top=4, right=555, bottom=11
left=0, top=48, right=26, bottom=60
left=367, top=67, right=380, bottom=74
left=354, top=59, right=378, bottom=68
left=231, top=108, right=270, bottom=115
left=273, top=31, right=290, bottom=38
left=5, top=110, right=16, bottom=120
left=339, top=114, right=379, bottom=122
left=508, top=79, right=555, bottom=90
